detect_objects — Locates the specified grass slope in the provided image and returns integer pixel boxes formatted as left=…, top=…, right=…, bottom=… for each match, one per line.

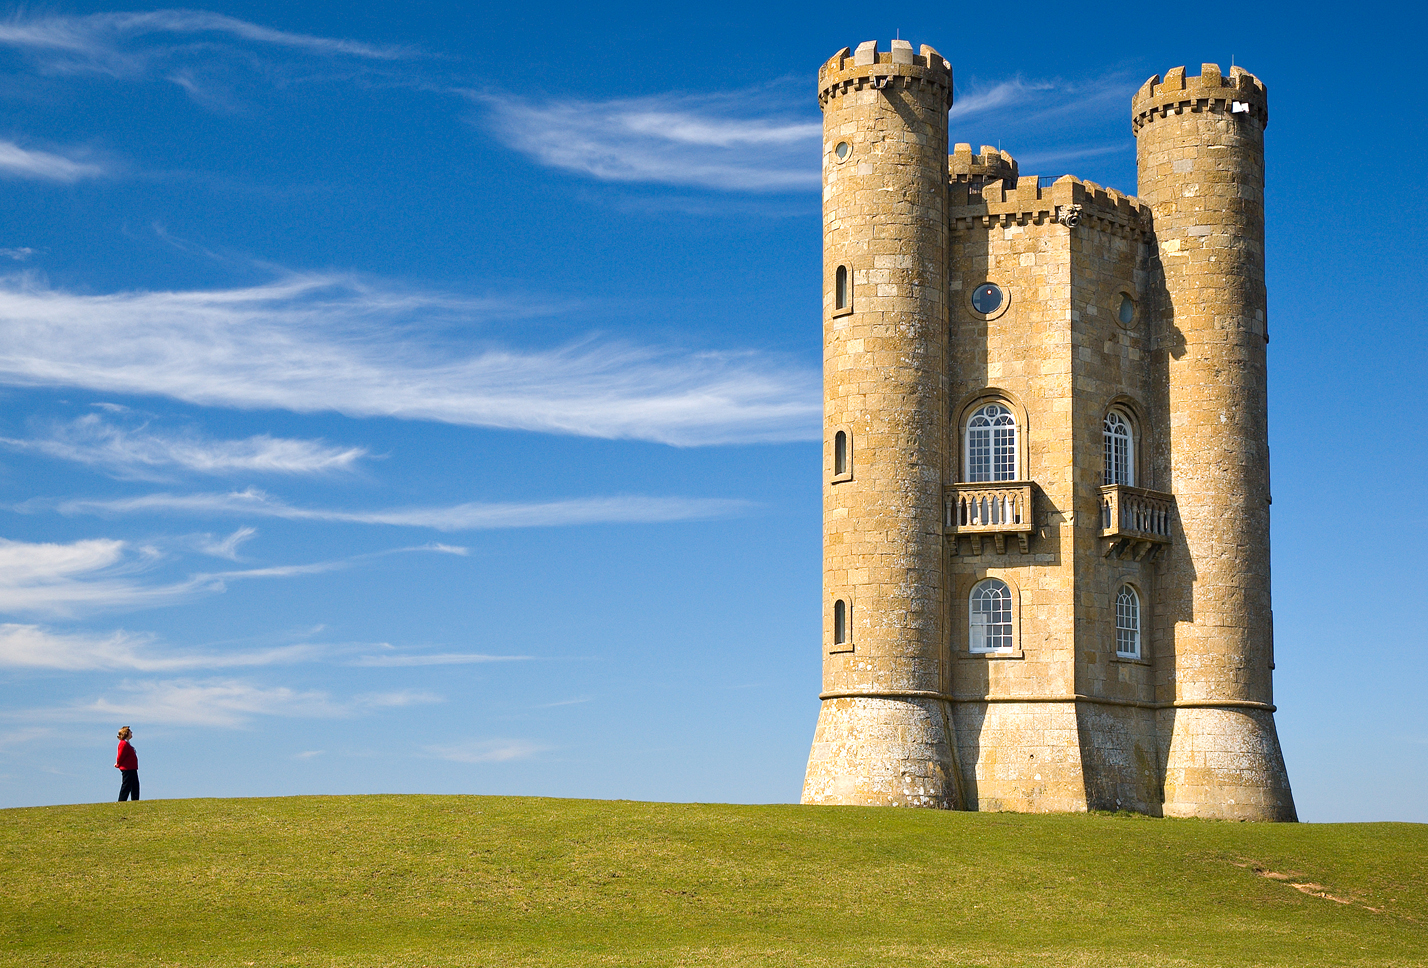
left=1, top=796, right=1425, bottom=967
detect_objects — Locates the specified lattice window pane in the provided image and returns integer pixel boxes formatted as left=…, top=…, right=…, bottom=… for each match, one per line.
left=968, top=404, right=1017, bottom=483
left=1115, top=585, right=1140, bottom=657
left=1104, top=412, right=1134, bottom=486
left=971, top=579, right=1014, bottom=652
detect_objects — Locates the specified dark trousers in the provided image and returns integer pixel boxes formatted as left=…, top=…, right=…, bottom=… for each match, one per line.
left=118, top=769, right=140, bottom=801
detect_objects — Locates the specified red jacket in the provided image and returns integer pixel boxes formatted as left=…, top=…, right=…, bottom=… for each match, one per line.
left=115, top=740, right=137, bottom=771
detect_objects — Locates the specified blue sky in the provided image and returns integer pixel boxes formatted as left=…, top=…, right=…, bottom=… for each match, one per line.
left=0, top=0, right=1423, bottom=823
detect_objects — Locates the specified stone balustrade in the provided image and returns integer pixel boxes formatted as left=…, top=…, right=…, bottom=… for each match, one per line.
left=1099, top=484, right=1175, bottom=559
left=945, top=482, right=1034, bottom=554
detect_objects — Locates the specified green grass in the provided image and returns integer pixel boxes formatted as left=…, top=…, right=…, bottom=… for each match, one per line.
left=2, top=796, right=1425, bottom=967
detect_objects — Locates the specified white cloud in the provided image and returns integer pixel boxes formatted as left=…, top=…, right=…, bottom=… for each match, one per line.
left=31, top=676, right=447, bottom=727
left=61, top=678, right=346, bottom=727
left=351, top=652, right=530, bottom=667
left=0, top=273, right=819, bottom=445
left=0, top=140, right=105, bottom=182
left=191, top=527, right=257, bottom=560
left=0, top=10, right=410, bottom=75
left=0, top=623, right=323, bottom=671
left=0, top=414, right=368, bottom=477
left=424, top=739, right=547, bottom=764
left=471, top=86, right=821, bottom=191
left=0, top=247, right=36, bottom=261
left=53, top=487, right=751, bottom=532
left=356, top=689, right=442, bottom=708
left=294, top=749, right=324, bottom=759
left=948, top=78, right=1055, bottom=121
left=0, top=535, right=464, bottom=618
left=0, top=536, right=191, bottom=616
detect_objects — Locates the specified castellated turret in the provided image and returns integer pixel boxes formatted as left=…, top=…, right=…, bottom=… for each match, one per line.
left=802, top=40, right=961, bottom=808
left=802, top=45, right=1295, bottom=820
left=1134, top=66, right=1295, bottom=821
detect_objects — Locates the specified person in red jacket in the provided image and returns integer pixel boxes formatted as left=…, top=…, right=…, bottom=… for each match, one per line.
left=114, top=726, right=139, bottom=801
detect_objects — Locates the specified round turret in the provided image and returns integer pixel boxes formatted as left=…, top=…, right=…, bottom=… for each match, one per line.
left=1134, top=64, right=1295, bottom=822
left=949, top=143, right=1018, bottom=195
left=802, top=40, right=960, bottom=809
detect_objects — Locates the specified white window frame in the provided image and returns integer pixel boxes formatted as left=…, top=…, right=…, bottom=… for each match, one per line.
left=969, top=578, right=1015, bottom=654
left=1115, top=584, right=1141, bottom=659
left=964, top=403, right=1019, bottom=483
left=1103, top=410, right=1135, bottom=487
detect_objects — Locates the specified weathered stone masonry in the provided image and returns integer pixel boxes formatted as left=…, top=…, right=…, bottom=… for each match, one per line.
left=802, top=41, right=1296, bottom=821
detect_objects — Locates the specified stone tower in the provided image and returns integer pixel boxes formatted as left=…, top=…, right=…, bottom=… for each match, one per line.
left=802, top=44, right=1296, bottom=820
left=1133, top=66, right=1296, bottom=821
left=802, top=40, right=960, bottom=808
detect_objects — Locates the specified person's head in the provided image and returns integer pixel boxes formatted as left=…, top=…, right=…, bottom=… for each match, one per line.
left=117, top=726, right=132, bottom=741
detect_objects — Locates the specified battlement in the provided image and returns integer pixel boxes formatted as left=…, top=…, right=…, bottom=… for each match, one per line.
left=950, top=174, right=1149, bottom=234
left=818, top=40, right=953, bottom=109
left=1132, top=64, right=1268, bottom=132
left=949, top=144, right=1019, bottom=186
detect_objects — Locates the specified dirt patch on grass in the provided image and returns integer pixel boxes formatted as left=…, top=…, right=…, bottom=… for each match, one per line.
left=1234, top=861, right=1379, bottom=912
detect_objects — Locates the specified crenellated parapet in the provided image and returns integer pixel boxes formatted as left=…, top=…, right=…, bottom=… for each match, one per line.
left=1132, top=63, right=1268, bottom=133
left=817, top=40, right=953, bottom=109
left=950, top=174, right=1149, bottom=236
left=949, top=143, right=1018, bottom=186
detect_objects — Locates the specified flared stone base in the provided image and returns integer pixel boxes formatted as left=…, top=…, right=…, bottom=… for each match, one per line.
left=1158, top=706, right=1296, bottom=821
left=802, top=695, right=960, bottom=808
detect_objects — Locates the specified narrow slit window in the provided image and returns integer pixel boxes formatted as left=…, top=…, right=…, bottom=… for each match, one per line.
left=834, top=430, right=848, bottom=477
left=835, top=265, right=849, bottom=311
left=966, top=403, right=1018, bottom=482
left=833, top=599, right=849, bottom=645
left=1116, top=585, right=1141, bottom=658
left=1104, top=411, right=1134, bottom=486
left=969, top=578, right=1014, bottom=653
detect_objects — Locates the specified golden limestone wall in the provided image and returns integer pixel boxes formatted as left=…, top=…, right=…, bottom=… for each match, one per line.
left=802, top=49, right=1295, bottom=820
left=947, top=173, right=1161, bottom=814
left=1134, top=66, right=1295, bottom=821
left=803, top=40, right=959, bottom=808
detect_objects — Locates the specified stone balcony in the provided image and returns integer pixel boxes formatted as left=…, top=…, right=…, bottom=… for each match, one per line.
left=945, top=482, right=1034, bottom=554
left=1099, top=484, right=1175, bottom=560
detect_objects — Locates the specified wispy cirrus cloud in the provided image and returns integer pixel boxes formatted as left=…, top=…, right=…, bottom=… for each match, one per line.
left=423, top=738, right=547, bottom=764
left=0, top=9, right=411, bottom=74
left=33, top=677, right=444, bottom=727
left=948, top=72, right=1140, bottom=176
left=0, top=139, right=105, bottom=181
left=50, top=487, right=749, bottom=532
left=0, top=273, right=819, bottom=445
left=0, top=413, right=368, bottom=478
left=0, top=623, right=322, bottom=671
left=0, top=535, right=465, bottom=618
left=0, top=536, right=183, bottom=616
left=351, top=652, right=531, bottom=667
left=0, top=621, right=524, bottom=672
left=52, top=678, right=340, bottom=726
left=470, top=85, right=821, bottom=192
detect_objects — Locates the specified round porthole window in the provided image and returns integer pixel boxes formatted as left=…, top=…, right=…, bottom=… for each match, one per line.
left=1117, top=292, right=1136, bottom=327
left=971, top=283, right=1003, bottom=315
left=834, top=141, right=851, bottom=162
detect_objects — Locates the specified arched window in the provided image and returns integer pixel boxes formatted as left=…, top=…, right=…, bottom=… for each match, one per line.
left=1104, top=410, right=1134, bottom=486
left=966, top=403, right=1018, bottom=482
left=833, top=599, right=849, bottom=645
left=969, top=578, right=1014, bottom=653
left=833, top=430, right=848, bottom=477
left=1115, top=584, right=1141, bottom=658
left=835, top=265, right=850, bottom=311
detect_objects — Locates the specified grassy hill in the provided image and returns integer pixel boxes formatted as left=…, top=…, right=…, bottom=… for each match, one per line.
left=1, top=796, right=1425, bottom=967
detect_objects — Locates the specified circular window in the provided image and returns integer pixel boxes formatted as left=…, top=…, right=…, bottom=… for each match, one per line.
left=971, top=283, right=1003, bottom=315
left=833, top=141, right=851, bottom=162
left=1117, top=293, right=1136, bottom=327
